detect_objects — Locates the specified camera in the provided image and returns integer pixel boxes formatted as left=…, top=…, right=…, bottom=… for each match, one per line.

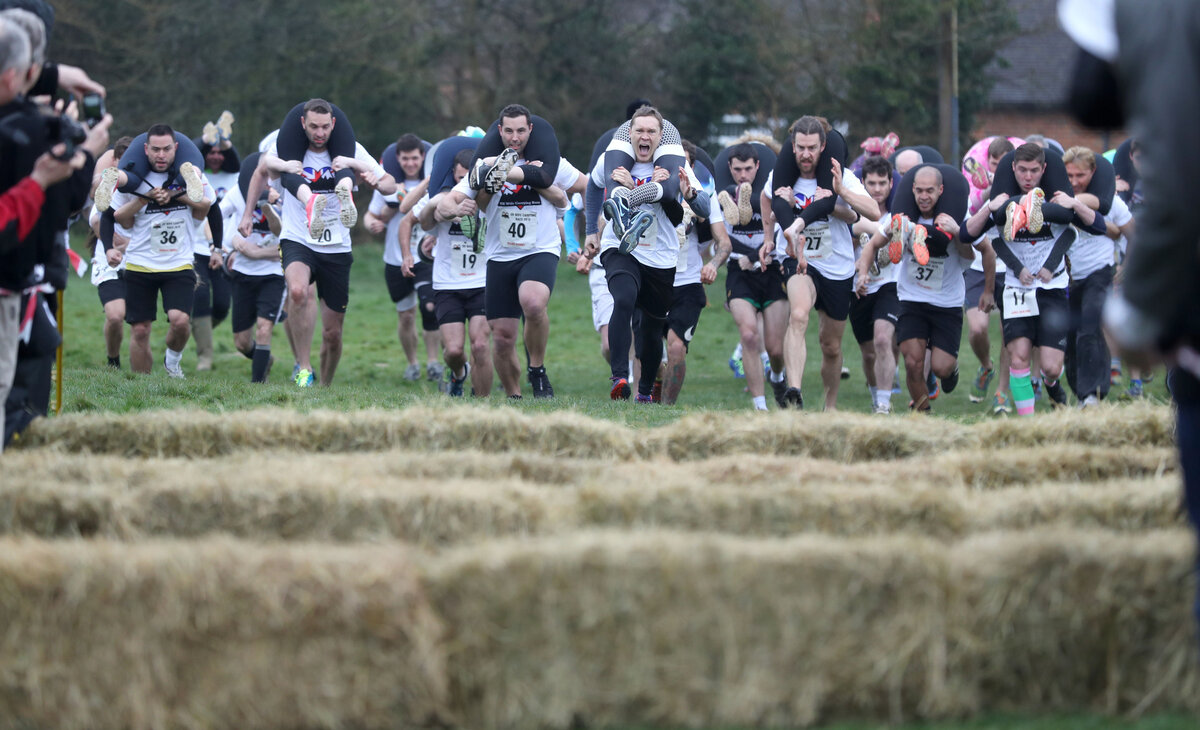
left=0, top=103, right=87, bottom=159
left=81, top=93, right=105, bottom=127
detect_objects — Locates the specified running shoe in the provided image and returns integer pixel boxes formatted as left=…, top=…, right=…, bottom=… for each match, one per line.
left=447, top=363, right=470, bottom=397
left=1023, top=187, right=1045, bottom=234
left=163, top=356, right=185, bottom=379
left=887, top=213, right=910, bottom=264
left=1080, top=394, right=1100, bottom=409
left=179, top=162, right=204, bottom=203
left=1128, top=379, right=1144, bottom=398
left=651, top=378, right=663, bottom=403
left=294, top=368, right=314, bottom=387
left=1003, top=199, right=1026, bottom=242
left=610, top=376, right=631, bottom=400
left=910, top=223, right=930, bottom=266
left=736, top=181, right=753, bottom=225
left=477, top=147, right=518, bottom=193
left=602, top=194, right=632, bottom=242
left=402, top=363, right=421, bottom=382
left=427, top=361, right=445, bottom=382
left=460, top=211, right=486, bottom=253
left=874, top=242, right=892, bottom=273
left=201, top=121, right=220, bottom=147
left=528, top=366, right=554, bottom=398
left=1110, top=366, right=1122, bottom=385
left=770, top=377, right=788, bottom=408
left=728, top=354, right=745, bottom=379
left=337, top=184, right=357, bottom=228
left=872, top=401, right=890, bottom=415
left=963, top=156, right=990, bottom=190
left=467, top=159, right=491, bottom=191
left=1045, top=379, right=1067, bottom=408
left=306, top=194, right=327, bottom=240
left=94, top=166, right=119, bottom=211
left=991, top=392, right=1011, bottom=414
left=292, top=363, right=301, bottom=380
left=941, top=366, right=959, bottom=394
left=840, top=366, right=851, bottom=381
left=927, top=372, right=940, bottom=400
left=619, top=210, right=654, bottom=253
left=783, top=386, right=804, bottom=409
left=634, top=393, right=655, bottom=404
left=970, top=365, right=994, bottom=403
left=216, top=110, right=235, bottom=141
left=717, top=190, right=739, bottom=227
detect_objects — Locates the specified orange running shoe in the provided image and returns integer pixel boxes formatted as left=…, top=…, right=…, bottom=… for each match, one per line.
left=911, top=223, right=930, bottom=266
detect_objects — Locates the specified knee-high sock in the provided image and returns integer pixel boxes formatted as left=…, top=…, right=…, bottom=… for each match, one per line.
left=1011, top=366, right=1035, bottom=416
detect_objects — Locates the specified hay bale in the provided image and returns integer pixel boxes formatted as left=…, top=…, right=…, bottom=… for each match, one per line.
left=947, top=529, right=1200, bottom=715
left=940, top=446, right=1177, bottom=488
left=971, top=402, right=1175, bottom=450
left=427, top=531, right=961, bottom=729
left=0, top=538, right=449, bottom=730
left=17, top=406, right=639, bottom=459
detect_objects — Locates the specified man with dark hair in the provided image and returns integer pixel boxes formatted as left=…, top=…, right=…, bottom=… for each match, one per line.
left=108, top=125, right=213, bottom=378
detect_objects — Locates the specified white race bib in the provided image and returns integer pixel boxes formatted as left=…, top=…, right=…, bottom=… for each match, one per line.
left=1003, top=284, right=1039, bottom=318
left=498, top=208, right=538, bottom=249
left=450, top=240, right=485, bottom=279
left=801, top=222, right=832, bottom=261
left=635, top=215, right=660, bottom=250
left=909, top=257, right=945, bottom=291
left=305, top=194, right=340, bottom=246
left=150, top=216, right=187, bottom=255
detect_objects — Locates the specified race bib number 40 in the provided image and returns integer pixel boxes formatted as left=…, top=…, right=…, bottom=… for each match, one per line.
left=1003, top=284, right=1039, bottom=318
left=499, top=209, right=538, bottom=249
left=150, top=216, right=187, bottom=255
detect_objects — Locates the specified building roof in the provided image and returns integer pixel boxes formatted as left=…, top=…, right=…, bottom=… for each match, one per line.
left=987, top=0, right=1076, bottom=108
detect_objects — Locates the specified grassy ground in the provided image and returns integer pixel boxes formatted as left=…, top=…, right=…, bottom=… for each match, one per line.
left=55, top=234, right=1168, bottom=424
left=618, top=716, right=1200, bottom=730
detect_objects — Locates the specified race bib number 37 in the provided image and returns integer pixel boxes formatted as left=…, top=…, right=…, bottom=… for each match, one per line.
left=909, top=257, right=945, bottom=291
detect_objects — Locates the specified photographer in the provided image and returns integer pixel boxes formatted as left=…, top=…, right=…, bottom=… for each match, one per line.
left=0, top=14, right=109, bottom=450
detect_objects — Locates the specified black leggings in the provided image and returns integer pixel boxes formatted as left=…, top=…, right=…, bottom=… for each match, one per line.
left=428, top=137, right=480, bottom=194
left=989, top=150, right=1074, bottom=229
left=474, top=115, right=559, bottom=189
left=770, top=129, right=848, bottom=231
left=116, top=132, right=204, bottom=194
left=604, top=118, right=685, bottom=226
left=276, top=102, right=357, bottom=196
left=607, top=272, right=665, bottom=396
left=890, top=163, right=969, bottom=259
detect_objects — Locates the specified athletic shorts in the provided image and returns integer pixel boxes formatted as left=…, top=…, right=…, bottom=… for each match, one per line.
left=785, top=260, right=853, bottom=321
left=849, top=282, right=900, bottom=344
left=123, top=268, right=196, bottom=324
left=281, top=240, right=353, bottom=313
left=964, top=268, right=1005, bottom=310
left=485, top=252, right=558, bottom=320
left=1001, top=287, right=1070, bottom=350
left=230, top=272, right=286, bottom=333
left=666, top=283, right=706, bottom=351
left=434, top=287, right=486, bottom=326
left=725, top=262, right=786, bottom=311
left=589, top=264, right=613, bottom=331
left=601, top=248, right=675, bottom=320
left=97, top=276, right=125, bottom=307
left=896, top=300, right=963, bottom=357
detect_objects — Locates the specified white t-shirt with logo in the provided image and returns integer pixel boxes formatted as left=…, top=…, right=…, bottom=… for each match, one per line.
left=1069, top=194, right=1130, bottom=279
left=274, top=141, right=385, bottom=255
left=111, top=170, right=213, bottom=272
left=896, top=216, right=970, bottom=309
left=453, top=156, right=562, bottom=263
left=199, top=169, right=240, bottom=256
left=413, top=195, right=487, bottom=291
left=598, top=160, right=681, bottom=270
left=219, top=186, right=283, bottom=278
left=674, top=169, right=719, bottom=287
left=855, top=212, right=900, bottom=296
left=765, top=167, right=867, bottom=280
left=1005, top=221, right=1070, bottom=291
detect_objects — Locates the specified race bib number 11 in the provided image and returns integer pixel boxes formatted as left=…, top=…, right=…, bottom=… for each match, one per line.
left=1003, top=284, right=1039, bottom=318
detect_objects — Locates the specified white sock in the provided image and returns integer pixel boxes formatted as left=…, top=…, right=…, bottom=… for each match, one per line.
left=628, top=359, right=634, bottom=376
left=752, top=395, right=767, bottom=411
left=165, top=347, right=183, bottom=369
left=769, top=367, right=786, bottom=384
left=874, top=389, right=892, bottom=409
left=760, top=351, right=770, bottom=368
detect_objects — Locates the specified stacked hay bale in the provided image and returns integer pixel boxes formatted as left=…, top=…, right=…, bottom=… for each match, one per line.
left=0, top=402, right=1194, bottom=728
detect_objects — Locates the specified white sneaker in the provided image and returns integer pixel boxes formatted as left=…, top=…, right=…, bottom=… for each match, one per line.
left=179, top=162, right=204, bottom=203
left=872, top=402, right=891, bottom=415
left=216, top=110, right=235, bottom=141
left=336, top=184, right=357, bottom=227
left=94, top=166, right=119, bottom=211
left=1080, top=394, right=1100, bottom=409
left=164, top=356, right=185, bottom=379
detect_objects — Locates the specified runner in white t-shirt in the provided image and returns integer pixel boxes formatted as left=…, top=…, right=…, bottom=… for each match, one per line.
left=259, top=102, right=396, bottom=387
left=108, top=124, right=215, bottom=378
left=88, top=137, right=133, bottom=369
left=762, top=116, right=880, bottom=410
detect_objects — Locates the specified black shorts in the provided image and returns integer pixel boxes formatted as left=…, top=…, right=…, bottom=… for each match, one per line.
left=384, top=262, right=414, bottom=304
left=230, top=272, right=286, bottom=333
left=434, top=287, right=487, bottom=326
left=1001, top=287, right=1070, bottom=350
left=666, top=283, right=707, bottom=350
left=786, top=261, right=853, bottom=321
left=97, top=276, right=125, bottom=307
left=281, top=240, right=353, bottom=313
left=964, top=268, right=1005, bottom=310
left=896, top=300, right=963, bottom=357
left=485, top=252, right=558, bottom=320
left=601, top=248, right=675, bottom=320
left=849, top=282, right=901, bottom=344
left=725, top=262, right=786, bottom=311
left=123, top=268, right=196, bottom=324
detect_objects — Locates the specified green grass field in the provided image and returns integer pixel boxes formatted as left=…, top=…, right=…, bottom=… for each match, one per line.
left=54, top=234, right=1168, bottom=424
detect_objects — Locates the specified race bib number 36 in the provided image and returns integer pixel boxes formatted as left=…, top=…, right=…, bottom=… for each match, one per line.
left=1003, top=284, right=1039, bottom=319
left=150, top=216, right=186, bottom=255
left=499, top=209, right=538, bottom=249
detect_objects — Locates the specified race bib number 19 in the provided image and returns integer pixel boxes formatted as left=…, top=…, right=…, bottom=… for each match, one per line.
left=450, top=241, right=484, bottom=279
left=1003, top=284, right=1039, bottom=318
